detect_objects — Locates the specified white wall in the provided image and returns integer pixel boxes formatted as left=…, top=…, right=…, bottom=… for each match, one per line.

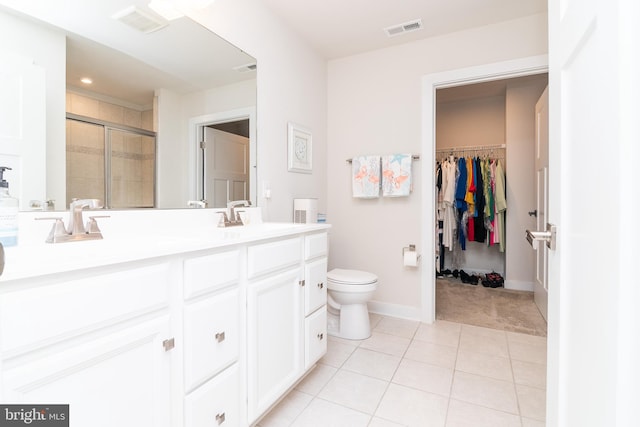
left=327, top=14, right=548, bottom=318
left=0, top=8, right=66, bottom=209
left=184, top=0, right=328, bottom=222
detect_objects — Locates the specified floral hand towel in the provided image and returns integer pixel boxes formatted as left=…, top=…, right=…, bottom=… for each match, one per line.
left=352, top=155, right=381, bottom=198
left=382, top=154, right=412, bottom=197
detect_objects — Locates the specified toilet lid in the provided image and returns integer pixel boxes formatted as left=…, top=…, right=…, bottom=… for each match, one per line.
left=327, top=268, right=377, bottom=285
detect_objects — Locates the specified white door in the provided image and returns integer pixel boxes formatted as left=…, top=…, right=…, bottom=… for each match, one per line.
left=531, top=86, right=549, bottom=321
left=246, top=268, right=303, bottom=423
left=2, top=317, right=172, bottom=427
left=203, top=127, right=249, bottom=208
left=548, top=0, right=640, bottom=425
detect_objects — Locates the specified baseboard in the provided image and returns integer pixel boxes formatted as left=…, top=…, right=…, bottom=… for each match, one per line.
left=504, top=279, right=534, bottom=292
left=367, top=300, right=422, bottom=321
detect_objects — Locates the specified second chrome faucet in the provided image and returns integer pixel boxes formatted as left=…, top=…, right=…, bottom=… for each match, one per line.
left=218, top=200, right=251, bottom=227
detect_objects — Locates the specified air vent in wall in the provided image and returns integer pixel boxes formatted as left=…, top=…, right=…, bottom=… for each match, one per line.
left=112, top=6, right=168, bottom=34
left=383, top=19, right=423, bottom=37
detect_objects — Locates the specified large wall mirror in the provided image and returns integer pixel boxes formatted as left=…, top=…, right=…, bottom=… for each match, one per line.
left=0, top=0, right=257, bottom=211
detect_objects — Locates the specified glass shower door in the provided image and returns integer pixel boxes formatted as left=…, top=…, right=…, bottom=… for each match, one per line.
left=66, top=119, right=105, bottom=205
left=66, top=119, right=156, bottom=209
left=108, top=128, right=155, bottom=209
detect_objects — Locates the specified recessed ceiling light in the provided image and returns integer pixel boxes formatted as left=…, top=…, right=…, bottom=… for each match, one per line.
left=80, top=78, right=93, bottom=84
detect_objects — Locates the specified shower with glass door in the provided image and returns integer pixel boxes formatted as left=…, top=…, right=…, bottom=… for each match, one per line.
left=66, top=117, right=156, bottom=209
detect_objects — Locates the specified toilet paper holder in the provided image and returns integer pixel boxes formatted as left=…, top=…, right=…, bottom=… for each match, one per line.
left=402, top=244, right=421, bottom=260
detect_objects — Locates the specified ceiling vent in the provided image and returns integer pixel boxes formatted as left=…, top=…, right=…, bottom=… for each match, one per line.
left=233, top=63, right=257, bottom=73
left=112, top=6, right=168, bottom=34
left=384, top=19, right=423, bottom=38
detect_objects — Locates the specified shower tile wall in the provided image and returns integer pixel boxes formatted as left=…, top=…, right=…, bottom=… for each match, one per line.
left=66, top=92, right=155, bottom=208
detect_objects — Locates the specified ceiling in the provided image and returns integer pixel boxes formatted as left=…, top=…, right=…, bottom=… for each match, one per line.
left=259, top=0, right=547, bottom=59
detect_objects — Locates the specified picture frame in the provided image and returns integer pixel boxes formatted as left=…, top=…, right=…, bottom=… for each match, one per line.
left=287, top=122, right=312, bottom=173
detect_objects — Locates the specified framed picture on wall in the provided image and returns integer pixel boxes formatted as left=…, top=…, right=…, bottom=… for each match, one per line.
left=287, top=122, right=312, bottom=173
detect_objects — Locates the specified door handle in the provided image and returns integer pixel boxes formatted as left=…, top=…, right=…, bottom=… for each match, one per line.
left=525, top=223, right=556, bottom=250
left=528, top=209, right=538, bottom=217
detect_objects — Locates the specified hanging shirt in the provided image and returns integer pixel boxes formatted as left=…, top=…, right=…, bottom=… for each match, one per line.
left=494, top=160, right=507, bottom=252
left=454, top=157, right=467, bottom=212
left=474, top=157, right=487, bottom=242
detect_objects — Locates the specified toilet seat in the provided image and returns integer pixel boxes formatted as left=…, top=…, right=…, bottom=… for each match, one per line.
left=327, top=268, right=377, bottom=285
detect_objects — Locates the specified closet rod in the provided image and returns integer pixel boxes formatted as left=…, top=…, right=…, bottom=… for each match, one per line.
left=435, top=143, right=505, bottom=153
left=345, top=154, right=420, bottom=163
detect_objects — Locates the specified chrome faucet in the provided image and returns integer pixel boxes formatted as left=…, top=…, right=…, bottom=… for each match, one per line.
left=218, top=200, right=251, bottom=227
left=37, top=198, right=108, bottom=243
left=68, top=199, right=103, bottom=235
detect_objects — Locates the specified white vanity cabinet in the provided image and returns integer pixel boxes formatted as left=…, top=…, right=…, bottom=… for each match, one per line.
left=181, top=249, right=242, bottom=427
left=0, top=221, right=330, bottom=427
left=246, top=237, right=304, bottom=422
left=246, top=232, right=328, bottom=424
left=0, top=262, right=175, bottom=427
left=303, top=233, right=328, bottom=369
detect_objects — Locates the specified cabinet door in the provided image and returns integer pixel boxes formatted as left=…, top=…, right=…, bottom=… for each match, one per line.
left=305, top=307, right=327, bottom=369
left=184, top=288, right=239, bottom=392
left=304, top=258, right=327, bottom=316
left=185, top=364, right=239, bottom=427
left=247, top=268, right=303, bottom=423
left=1, top=316, right=172, bottom=427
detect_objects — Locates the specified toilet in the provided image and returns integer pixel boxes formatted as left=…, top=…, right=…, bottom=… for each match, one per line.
left=326, top=268, right=378, bottom=340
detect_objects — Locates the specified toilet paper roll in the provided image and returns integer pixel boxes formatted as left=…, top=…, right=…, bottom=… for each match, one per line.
left=403, top=251, right=419, bottom=267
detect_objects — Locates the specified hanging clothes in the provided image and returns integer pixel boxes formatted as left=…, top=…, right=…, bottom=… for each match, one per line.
left=435, top=152, right=506, bottom=252
left=473, top=157, right=487, bottom=242
left=441, top=159, right=457, bottom=250
left=494, top=159, right=507, bottom=252
left=454, top=157, right=468, bottom=250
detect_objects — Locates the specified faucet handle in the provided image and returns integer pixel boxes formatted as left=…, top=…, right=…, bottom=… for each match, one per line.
left=36, top=217, right=67, bottom=243
left=86, top=215, right=109, bottom=234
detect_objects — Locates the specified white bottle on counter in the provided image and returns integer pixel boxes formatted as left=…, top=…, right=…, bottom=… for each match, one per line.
left=0, top=167, right=19, bottom=247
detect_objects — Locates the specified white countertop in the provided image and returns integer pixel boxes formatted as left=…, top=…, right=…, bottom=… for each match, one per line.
left=1, top=209, right=330, bottom=282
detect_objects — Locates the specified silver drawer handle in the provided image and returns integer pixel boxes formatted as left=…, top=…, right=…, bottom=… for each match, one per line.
left=317, top=282, right=324, bottom=289
left=216, top=412, right=226, bottom=424
left=317, top=333, right=324, bottom=340
left=215, top=332, right=226, bottom=343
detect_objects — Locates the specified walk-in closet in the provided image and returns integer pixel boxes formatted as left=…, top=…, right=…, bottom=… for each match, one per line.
left=434, top=73, right=548, bottom=335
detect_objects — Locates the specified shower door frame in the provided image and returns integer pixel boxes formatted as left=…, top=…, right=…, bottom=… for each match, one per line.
left=66, top=113, right=157, bottom=209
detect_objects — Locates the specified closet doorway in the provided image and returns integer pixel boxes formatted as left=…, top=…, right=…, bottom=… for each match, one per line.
left=433, top=73, right=548, bottom=335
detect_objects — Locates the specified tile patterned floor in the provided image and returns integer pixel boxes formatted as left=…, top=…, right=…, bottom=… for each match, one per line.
left=256, top=314, right=546, bottom=427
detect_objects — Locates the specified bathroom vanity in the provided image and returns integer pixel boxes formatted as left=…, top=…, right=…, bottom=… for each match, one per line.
left=0, top=210, right=329, bottom=427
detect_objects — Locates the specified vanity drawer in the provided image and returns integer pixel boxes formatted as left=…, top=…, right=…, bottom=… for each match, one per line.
left=183, top=288, right=239, bottom=392
left=305, top=258, right=327, bottom=316
left=247, top=237, right=302, bottom=279
left=305, top=232, right=327, bottom=260
left=183, top=249, right=240, bottom=300
left=185, top=364, right=239, bottom=427
left=304, top=307, right=327, bottom=369
left=0, top=263, right=171, bottom=355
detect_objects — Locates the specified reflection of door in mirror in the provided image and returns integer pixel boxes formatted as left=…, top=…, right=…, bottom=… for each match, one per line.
left=203, top=122, right=249, bottom=208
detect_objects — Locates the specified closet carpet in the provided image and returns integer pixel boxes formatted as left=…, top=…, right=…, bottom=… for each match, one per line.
left=436, top=278, right=547, bottom=337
